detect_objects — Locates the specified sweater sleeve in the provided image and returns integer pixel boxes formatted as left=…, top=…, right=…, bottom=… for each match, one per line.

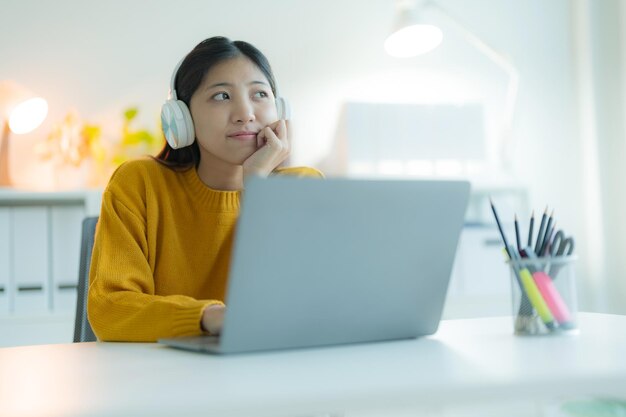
left=87, top=186, right=222, bottom=343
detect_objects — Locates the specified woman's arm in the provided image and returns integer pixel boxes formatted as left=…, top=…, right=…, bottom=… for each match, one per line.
left=87, top=188, right=222, bottom=342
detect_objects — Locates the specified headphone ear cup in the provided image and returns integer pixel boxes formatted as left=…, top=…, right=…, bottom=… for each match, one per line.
left=275, top=97, right=291, bottom=120
left=161, top=99, right=195, bottom=149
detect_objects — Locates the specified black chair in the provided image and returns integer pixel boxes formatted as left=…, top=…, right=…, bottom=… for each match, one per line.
left=73, top=216, right=99, bottom=342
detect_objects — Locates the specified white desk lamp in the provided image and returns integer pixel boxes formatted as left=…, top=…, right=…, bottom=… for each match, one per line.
left=0, top=80, right=48, bottom=186
left=385, top=0, right=519, bottom=171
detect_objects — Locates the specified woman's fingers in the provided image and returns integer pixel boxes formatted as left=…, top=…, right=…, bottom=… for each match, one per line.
left=256, top=128, right=266, bottom=148
left=284, top=119, right=291, bottom=140
left=263, top=126, right=281, bottom=149
left=283, top=120, right=291, bottom=149
left=275, top=119, right=286, bottom=141
left=260, top=126, right=288, bottom=164
left=256, top=121, right=283, bottom=148
left=271, top=120, right=289, bottom=153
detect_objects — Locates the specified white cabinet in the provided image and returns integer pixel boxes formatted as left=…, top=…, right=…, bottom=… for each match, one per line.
left=13, top=207, right=50, bottom=314
left=0, top=189, right=102, bottom=347
left=443, top=182, right=530, bottom=319
left=444, top=225, right=512, bottom=319
left=51, top=206, right=86, bottom=313
left=0, top=208, right=9, bottom=314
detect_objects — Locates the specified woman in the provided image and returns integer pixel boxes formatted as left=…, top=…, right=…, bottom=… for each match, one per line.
left=88, top=36, right=323, bottom=342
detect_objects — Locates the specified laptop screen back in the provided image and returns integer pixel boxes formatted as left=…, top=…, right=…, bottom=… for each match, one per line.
left=217, top=177, right=470, bottom=354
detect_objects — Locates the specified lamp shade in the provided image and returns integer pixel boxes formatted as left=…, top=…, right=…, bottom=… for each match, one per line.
left=0, top=80, right=48, bottom=134
left=0, top=80, right=48, bottom=187
left=385, top=5, right=443, bottom=58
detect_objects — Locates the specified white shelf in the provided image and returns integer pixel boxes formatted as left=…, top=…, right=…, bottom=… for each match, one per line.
left=0, top=189, right=101, bottom=346
left=0, top=188, right=102, bottom=216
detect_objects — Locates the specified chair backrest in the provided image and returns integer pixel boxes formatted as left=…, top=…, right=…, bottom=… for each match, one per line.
left=73, top=216, right=99, bottom=342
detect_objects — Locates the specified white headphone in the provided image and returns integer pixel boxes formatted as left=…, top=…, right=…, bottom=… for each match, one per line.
left=161, top=59, right=291, bottom=149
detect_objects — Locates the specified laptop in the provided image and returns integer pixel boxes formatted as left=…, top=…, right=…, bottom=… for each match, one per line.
left=158, top=176, right=470, bottom=354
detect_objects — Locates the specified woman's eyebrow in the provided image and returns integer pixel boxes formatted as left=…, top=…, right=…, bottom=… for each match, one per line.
left=205, top=80, right=270, bottom=91
left=249, top=80, right=270, bottom=87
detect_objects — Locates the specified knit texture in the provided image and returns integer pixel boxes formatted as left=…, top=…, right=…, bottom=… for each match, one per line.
left=87, top=158, right=323, bottom=342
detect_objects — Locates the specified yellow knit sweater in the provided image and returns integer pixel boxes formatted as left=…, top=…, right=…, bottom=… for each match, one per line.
left=87, top=158, right=323, bottom=342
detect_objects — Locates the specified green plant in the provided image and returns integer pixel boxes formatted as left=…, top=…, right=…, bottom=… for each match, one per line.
left=111, top=107, right=164, bottom=166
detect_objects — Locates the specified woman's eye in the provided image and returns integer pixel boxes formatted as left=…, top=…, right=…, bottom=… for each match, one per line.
left=254, top=91, right=269, bottom=99
left=212, top=92, right=229, bottom=101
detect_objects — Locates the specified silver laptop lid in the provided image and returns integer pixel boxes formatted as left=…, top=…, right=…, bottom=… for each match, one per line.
left=217, top=177, right=470, bottom=354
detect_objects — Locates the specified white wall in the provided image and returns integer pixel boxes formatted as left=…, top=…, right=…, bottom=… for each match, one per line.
left=1, top=0, right=623, bottom=312
left=581, top=0, right=626, bottom=314
left=0, top=0, right=576, bottom=173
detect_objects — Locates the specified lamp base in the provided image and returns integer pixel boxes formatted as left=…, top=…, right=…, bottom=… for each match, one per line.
left=0, top=121, right=12, bottom=187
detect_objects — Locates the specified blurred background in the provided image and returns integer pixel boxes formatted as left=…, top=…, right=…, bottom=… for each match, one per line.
left=1, top=0, right=625, bottom=345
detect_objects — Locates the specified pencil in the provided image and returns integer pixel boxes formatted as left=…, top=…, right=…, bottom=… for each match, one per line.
left=537, top=209, right=555, bottom=255
left=514, top=214, right=522, bottom=252
left=490, top=199, right=534, bottom=320
left=534, top=207, right=548, bottom=255
left=540, top=221, right=557, bottom=256
left=527, top=210, right=534, bottom=247
left=489, top=198, right=513, bottom=260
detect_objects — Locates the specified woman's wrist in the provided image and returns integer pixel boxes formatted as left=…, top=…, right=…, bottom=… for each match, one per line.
left=243, top=167, right=269, bottom=179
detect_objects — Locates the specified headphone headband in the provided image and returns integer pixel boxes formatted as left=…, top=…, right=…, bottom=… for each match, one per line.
left=168, top=58, right=185, bottom=101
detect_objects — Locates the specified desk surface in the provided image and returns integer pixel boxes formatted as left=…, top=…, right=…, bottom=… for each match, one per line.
left=1, top=313, right=625, bottom=417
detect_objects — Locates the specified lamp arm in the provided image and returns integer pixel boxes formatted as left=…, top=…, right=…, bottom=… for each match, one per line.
left=423, top=0, right=519, bottom=130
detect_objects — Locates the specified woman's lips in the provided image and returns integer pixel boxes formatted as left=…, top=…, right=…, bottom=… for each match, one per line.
left=228, top=131, right=257, bottom=141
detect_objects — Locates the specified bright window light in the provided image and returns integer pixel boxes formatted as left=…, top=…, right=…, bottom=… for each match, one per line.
left=406, top=160, right=435, bottom=176
left=384, top=24, right=443, bottom=58
left=348, top=162, right=375, bottom=176
left=378, top=160, right=404, bottom=176
left=435, top=159, right=463, bottom=176
left=8, top=97, right=48, bottom=134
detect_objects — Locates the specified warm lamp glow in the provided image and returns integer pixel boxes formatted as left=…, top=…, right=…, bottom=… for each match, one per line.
left=0, top=80, right=49, bottom=186
left=8, top=97, right=48, bottom=134
left=384, top=24, right=443, bottom=58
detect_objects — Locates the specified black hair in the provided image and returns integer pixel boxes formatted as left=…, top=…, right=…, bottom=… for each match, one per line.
left=155, top=36, right=277, bottom=170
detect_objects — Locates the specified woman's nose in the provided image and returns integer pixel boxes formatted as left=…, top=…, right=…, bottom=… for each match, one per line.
left=232, top=99, right=255, bottom=124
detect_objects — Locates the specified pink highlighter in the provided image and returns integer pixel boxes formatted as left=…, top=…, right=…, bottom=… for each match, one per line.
left=520, top=247, right=573, bottom=328
left=532, top=271, right=572, bottom=326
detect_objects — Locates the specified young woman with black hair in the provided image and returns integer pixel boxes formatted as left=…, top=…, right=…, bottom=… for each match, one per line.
left=88, top=36, right=323, bottom=342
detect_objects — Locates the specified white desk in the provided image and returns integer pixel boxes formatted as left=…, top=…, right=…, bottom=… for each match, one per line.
left=1, top=313, right=625, bottom=417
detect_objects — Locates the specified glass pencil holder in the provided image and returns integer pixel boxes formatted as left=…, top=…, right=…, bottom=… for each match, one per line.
left=506, top=255, right=579, bottom=336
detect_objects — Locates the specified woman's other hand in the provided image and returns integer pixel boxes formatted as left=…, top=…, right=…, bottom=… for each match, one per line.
left=201, top=304, right=226, bottom=335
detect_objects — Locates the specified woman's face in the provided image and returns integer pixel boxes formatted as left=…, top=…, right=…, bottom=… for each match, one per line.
left=189, top=55, right=278, bottom=165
